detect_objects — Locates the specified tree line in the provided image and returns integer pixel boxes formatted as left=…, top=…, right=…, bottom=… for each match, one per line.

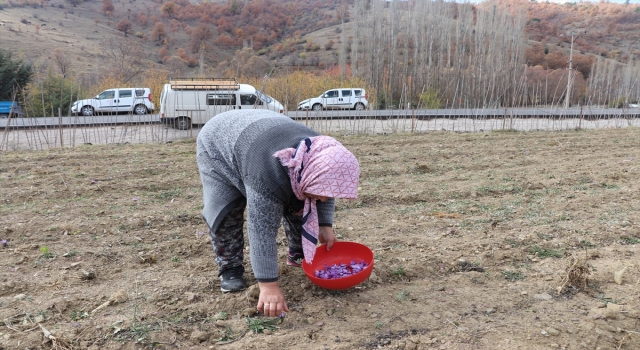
left=3, top=0, right=640, bottom=116
left=348, top=0, right=640, bottom=108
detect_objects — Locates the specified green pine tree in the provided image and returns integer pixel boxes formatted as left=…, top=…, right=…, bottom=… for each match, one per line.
left=0, top=49, right=33, bottom=101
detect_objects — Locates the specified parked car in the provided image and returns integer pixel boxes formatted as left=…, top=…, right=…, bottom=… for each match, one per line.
left=0, top=101, right=25, bottom=118
left=159, top=78, right=284, bottom=130
left=297, top=88, right=368, bottom=111
left=71, top=88, right=155, bottom=116
left=629, top=101, right=639, bottom=108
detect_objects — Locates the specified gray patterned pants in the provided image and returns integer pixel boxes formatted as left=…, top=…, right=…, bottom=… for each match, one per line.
left=210, top=201, right=304, bottom=275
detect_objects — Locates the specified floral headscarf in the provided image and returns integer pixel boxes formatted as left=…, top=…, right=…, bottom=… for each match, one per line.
left=274, top=136, right=360, bottom=263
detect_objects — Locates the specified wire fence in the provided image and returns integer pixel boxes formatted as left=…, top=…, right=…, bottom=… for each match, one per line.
left=2, top=109, right=640, bottom=151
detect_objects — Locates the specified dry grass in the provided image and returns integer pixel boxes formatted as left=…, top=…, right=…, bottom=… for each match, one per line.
left=1, top=128, right=640, bottom=349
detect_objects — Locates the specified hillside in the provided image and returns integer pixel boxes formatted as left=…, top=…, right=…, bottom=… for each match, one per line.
left=0, top=0, right=349, bottom=79
left=0, top=1, right=167, bottom=78
left=1, top=0, right=639, bottom=79
left=524, top=1, right=640, bottom=64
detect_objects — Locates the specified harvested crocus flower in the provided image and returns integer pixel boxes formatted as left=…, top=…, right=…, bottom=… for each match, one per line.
left=132, top=198, right=138, bottom=201
left=314, top=260, right=370, bottom=279
left=1, top=239, right=6, bottom=247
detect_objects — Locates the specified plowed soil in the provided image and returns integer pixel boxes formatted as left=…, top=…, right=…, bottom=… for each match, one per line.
left=1, top=128, right=639, bottom=350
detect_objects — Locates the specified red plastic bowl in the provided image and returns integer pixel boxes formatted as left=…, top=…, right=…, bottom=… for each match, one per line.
left=302, top=241, right=374, bottom=290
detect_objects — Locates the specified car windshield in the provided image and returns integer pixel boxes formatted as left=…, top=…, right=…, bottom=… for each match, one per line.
left=255, top=90, right=272, bottom=104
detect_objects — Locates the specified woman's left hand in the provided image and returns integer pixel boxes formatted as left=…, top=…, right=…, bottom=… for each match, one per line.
left=318, top=226, right=337, bottom=250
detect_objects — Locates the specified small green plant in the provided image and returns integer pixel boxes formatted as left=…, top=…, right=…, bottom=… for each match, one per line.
left=503, top=238, right=526, bottom=248
left=40, top=246, right=55, bottom=259
left=529, top=246, right=564, bottom=259
left=620, top=236, right=639, bottom=245
left=392, top=266, right=405, bottom=277
left=63, top=250, right=77, bottom=258
left=112, top=323, right=153, bottom=343
left=171, top=256, right=180, bottom=263
left=375, top=321, right=384, bottom=329
left=213, top=311, right=229, bottom=321
left=216, top=326, right=237, bottom=342
left=245, top=317, right=281, bottom=334
left=577, top=240, right=596, bottom=249
left=502, top=270, right=526, bottom=282
left=396, top=290, right=409, bottom=301
left=536, top=232, right=553, bottom=241
left=595, top=293, right=620, bottom=305
left=70, top=310, right=88, bottom=321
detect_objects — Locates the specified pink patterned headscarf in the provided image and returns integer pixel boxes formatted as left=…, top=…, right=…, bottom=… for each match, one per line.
left=274, top=136, right=360, bottom=263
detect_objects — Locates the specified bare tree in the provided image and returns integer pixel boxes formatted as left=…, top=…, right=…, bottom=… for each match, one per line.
left=353, top=0, right=527, bottom=108
left=228, top=48, right=269, bottom=78
left=336, top=1, right=349, bottom=80
left=102, top=39, right=144, bottom=83
left=53, top=48, right=71, bottom=78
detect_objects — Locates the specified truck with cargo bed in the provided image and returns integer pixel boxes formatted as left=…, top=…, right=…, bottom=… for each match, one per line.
left=0, top=101, right=25, bottom=118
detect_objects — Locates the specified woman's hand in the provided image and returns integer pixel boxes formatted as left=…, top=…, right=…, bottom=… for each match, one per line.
left=257, top=281, right=289, bottom=317
left=318, top=226, right=337, bottom=251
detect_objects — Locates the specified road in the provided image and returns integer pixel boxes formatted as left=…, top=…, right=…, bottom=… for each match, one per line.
left=3, top=112, right=639, bottom=151
left=1, top=107, right=640, bottom=130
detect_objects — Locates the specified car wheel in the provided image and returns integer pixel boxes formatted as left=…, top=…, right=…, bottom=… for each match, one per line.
left=312, top=103, right=323, bottom=111
left=354, top=103, right=365, bottom=111
left=134, top=104, right=148, bottom=115
left=175, top=117, right=191, bottom=130
left=81, top=106, right=95, bottom=116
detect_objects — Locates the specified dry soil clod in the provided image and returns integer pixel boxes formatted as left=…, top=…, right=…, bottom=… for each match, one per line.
left=614, top=264, right=633, bottom=285
left=138, top=251, right=156, bottom=264
left=77, top=269, right=96, bottom=281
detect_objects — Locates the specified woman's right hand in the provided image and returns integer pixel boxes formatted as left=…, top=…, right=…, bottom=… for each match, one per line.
left=257, top=281, right=289, bottom=317
left=319, top=226, right=337, bottom=251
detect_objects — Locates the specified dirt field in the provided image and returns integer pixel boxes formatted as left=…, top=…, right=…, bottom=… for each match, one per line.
left=1, top=129, right=639, bottom=350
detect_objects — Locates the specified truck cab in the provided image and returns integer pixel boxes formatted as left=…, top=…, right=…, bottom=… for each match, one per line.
left=0, top=101, right=25, bottom=118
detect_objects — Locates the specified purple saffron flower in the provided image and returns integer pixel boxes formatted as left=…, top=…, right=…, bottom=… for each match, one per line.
left=132, top=198, right=138, bottom=201
left=1, top=239, right=7, bottom=247
left=314, top=260, right=369, bottom=280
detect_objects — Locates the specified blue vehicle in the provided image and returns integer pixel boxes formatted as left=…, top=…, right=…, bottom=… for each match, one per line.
left=0, top=101, right=25, bottom=118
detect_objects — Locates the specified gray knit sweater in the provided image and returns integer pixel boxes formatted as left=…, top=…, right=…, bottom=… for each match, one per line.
left=196, top=110, right=335, bottom=282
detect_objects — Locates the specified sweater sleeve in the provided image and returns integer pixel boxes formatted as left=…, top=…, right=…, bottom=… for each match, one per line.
left=245, top=186, right=283, bottom=282
left=316, top=198, right=335, bottom=226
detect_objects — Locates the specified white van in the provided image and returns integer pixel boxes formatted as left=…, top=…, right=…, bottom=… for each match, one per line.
left=159, top=78, right=284, bottom=130
left=71, top=88, right=155, bottom=116
left=297, top=88, right=368, bottom=111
